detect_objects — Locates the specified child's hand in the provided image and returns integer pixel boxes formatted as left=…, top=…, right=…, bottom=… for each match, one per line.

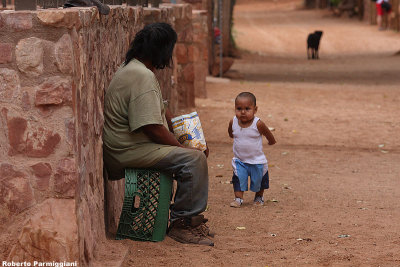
left=257, top=120, right=276, bottom=146
left=268, top=140, right=276, bottom=145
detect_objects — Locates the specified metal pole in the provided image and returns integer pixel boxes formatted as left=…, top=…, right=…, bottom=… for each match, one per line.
left=218, top=0, right=223, bottom=77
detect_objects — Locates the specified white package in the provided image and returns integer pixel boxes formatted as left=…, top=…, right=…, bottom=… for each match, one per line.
left=171, top=111, right=207, bottom=151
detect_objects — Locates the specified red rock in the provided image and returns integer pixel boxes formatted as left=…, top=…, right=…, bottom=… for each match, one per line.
left=30, top=163, right=52, bottom=191
left=15, top=37, right=44, bottom=77
left=55, top=34, right=73, bottom=74
left=53, top=158, right=77, bottom=198
left=0, top=68, right=20, bottom=102
left=26, top=128, right=61, bottom=158
left=7, top=198, right=78, bottom=262
left=0, top=163, right=35, bottom=223
left=0, top=43, right=12, bottom=64
left=7, top=117, right=27, bottom=156
left=3, top=12, right=33, bottom=31
left=37, top=9, right=82, bottom=30
left=0, top=163, right=24, bottom=180
left=35, top=77, right=72, bottom=106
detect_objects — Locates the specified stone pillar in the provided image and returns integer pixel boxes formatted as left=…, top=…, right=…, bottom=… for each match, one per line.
left=192, top=10, right=208, bottom=98
left=0, top=9, right=79, bottom=263
left=170, top=4, right=196, bottom=108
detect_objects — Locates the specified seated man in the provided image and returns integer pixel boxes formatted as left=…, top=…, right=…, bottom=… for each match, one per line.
left=103, top=23, right=213, bottom=246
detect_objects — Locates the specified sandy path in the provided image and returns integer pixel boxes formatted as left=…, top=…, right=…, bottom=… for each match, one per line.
left=122, top=1, right=400, bottom=266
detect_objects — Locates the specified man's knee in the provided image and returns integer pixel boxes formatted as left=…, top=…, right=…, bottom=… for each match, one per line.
left=184, top=148, right=205, bottom=161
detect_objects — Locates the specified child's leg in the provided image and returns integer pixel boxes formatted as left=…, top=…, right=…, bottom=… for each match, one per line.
left=231, top=174, right=245, bottom=207
left=255, top=189, right=264, bottom=198
left=249, top=165, right=269, bottom=205
left=231, top=159, right=249, bottom=207
left=234, top=191, right=244, bottom=199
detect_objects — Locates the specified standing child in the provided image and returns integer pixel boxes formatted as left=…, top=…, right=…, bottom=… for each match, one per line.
left=228, top=92, right=276, bottom=207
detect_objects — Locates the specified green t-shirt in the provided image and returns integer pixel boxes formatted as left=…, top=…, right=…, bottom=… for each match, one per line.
left=103, top=59, right=176, bottom=180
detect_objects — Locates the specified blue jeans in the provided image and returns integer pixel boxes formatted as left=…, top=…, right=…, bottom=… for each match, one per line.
left=232, top=159, right=269, bottom=192
left=151, top=147, right=209, bottom=220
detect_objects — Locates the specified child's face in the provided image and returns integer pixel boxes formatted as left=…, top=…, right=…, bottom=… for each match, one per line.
left=235, top=97, right=257, bottom=124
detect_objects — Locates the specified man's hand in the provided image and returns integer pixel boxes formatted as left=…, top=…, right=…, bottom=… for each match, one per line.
left=142, top=124, right=184, bottom=148
left=204, top=145, right=210, bottom=158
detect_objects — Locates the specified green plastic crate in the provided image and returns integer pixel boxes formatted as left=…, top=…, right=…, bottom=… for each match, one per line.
left=116, top=168, right=172, bottom=242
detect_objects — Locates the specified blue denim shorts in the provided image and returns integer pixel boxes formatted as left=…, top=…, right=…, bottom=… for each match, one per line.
left=232, top=159, right=269, bottom=192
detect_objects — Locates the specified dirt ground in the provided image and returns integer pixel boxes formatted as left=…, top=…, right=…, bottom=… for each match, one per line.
left=119, top=0, right=400, bottom=266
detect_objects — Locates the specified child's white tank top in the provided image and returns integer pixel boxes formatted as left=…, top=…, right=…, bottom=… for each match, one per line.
left=232, top=116, right=267, bottom=164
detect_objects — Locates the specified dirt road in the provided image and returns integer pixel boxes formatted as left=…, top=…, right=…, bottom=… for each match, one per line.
left=121, top=1, right=400, bottom=266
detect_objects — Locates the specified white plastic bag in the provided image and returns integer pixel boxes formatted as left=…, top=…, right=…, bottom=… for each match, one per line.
left=171, top=111, right=207, bottom=151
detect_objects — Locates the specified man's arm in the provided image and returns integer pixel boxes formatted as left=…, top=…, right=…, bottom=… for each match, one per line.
left=165, top=108, right=175, bottom=133
left=142, top=124, right=184, bottom=148
left=256, top=120, right=276, bottom=145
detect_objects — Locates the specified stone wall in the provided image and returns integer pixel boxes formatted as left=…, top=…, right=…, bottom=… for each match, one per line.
left=0, top=3, right=207, bottom=266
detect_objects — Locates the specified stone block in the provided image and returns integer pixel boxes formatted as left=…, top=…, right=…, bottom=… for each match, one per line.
left=0, top=163, right=35, bottom=223
left=53, top=158, right=77, bottom=198
left=37, top=9, right=82, bottom=30
left=55, top=34, right=74, bottom=74
left=16, top=37, right=44, bottom=77
left=35, top=77, right=72, bottom=106
left=7, top=198, right=78, bottom=262
left=0, top=43, right=13, bottom=64
left=30, top=162, right=52, bottom=191
left=0, top=68, right=20, bottom=102
left=3, top=12, right=33, bottom=31
left=7, top=117, right=27, bottom=156
left=26, top=127, right=61, bottom=158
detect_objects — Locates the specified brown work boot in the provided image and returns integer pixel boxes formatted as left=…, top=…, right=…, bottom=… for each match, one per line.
left=190, top=215, right=215, bottom=238
left=168, top=218, right=214, bottom=246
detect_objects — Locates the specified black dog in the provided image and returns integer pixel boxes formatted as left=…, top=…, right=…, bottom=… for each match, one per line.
left=307, top=31, right=323, bottom=59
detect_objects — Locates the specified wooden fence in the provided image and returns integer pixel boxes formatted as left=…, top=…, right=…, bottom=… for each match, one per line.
left=2, top=0, right=162, bottom=10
